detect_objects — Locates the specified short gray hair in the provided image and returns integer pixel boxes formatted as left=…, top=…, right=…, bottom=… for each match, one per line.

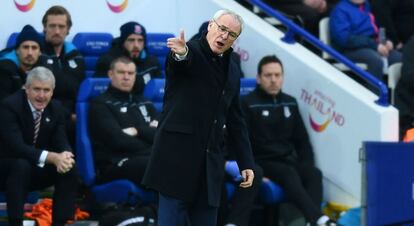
left=25, top=66, right=56, bottom=89
left=212, top=9, right=244, bottom=34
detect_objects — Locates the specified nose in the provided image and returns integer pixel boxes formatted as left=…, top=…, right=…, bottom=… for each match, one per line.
left=134, top=41, right=142, bottom=48
left=37, top=90, right=46, bottom=99
left=122, top=73, right=131, bottom=80
left=221, top=32, right=230, bottom=40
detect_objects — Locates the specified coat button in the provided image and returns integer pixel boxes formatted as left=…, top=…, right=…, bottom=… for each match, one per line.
left=206, top=148, right=210, bottom=153
left=214, top=119, right=217, bottom=124
left=222, top=90, right=225, bottom=95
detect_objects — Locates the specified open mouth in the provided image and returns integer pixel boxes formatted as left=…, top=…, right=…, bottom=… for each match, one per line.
left=216, top=41, right=224, bottom=47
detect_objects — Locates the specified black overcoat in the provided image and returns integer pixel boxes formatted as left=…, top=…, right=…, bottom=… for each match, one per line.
left=143, top=35, right=254, bottom=207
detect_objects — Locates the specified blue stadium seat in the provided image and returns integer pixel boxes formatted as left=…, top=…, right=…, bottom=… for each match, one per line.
left=72, top=32, right=113, bottom=77
left=76, top=78, right=155, bottom=204
left=146, top=33, right=174, bottom=75
left=240, top=78, right=256, bottom=96
left=6, top=32, right=44, bottom=49
left=143, top=78, right=165, bottom=112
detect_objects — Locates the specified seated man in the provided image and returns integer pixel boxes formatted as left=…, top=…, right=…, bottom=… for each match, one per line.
left=41, top=5, right=86, bottom=145
left=372, top=0, right=414, bottom=48
left=262, top=0, right=332, bottom=36
left=395, top=36, right=414, bottom=139
left=0, top=66, right=78, bottom=226
left=89, top=57, right=158, bottom=186
left=241, top=55, right=336, bottom=226
left=0, top=25, right=44, bottom=100
left=330, top=0, right=402, bottom=80
left=95, top=21, right=162, bottom=94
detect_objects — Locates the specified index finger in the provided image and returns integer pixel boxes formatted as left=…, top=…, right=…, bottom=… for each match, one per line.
left=179, top=30, right=186, bottom=42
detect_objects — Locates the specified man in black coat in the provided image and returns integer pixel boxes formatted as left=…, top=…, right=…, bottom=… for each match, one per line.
left=89, top=57, right=158, bottom=186
left=42, top=5, right=85, bottom=121
left=95, top=21, right=162, bottom=94
left=143, top=9, right=255, bottom=226
left=241, top=55, right=336, bottom=226
left=0, top=25, right=44, bottom=100
left=395, top=36, right=414, bottom=139
left=41, top=6, right=86, bottom=146
left=372, top=0, right=414, bottom=48
left=0, top=66, right=78, bottom=226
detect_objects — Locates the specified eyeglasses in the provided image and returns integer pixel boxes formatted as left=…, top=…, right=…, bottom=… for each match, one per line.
left=212, top=20, right=239, bottom=40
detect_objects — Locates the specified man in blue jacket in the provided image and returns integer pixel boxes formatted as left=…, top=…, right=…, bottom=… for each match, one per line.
left=330, top=0, right=402, bottom=80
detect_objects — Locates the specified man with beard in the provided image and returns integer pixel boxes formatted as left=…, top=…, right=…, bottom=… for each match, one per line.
left=41, top=5, right=85, bottom=144
left=0, top=25, right=44, bottom=100
left=95, top=21, right=162, bottom=95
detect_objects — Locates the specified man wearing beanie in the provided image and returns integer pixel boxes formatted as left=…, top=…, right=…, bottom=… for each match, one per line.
left=41, top=5, right=86, bottom=146
left=95, top=21, right=162, bottom=95
left=0, top=25, right=44, bottom=100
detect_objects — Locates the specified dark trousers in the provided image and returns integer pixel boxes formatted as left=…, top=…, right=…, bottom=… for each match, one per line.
left=158, top=193, right=218, bottom=226
left=0, top=158, right=78, bottom=226
left=97, top=155, right=149, bottom=186
left=258, top=160, right=323, bottom=224
left=218, top=165, right=263, bottom=226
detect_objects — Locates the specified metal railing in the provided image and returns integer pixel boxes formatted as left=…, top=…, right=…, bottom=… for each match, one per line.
left=248, top=0, right=389, bottom=106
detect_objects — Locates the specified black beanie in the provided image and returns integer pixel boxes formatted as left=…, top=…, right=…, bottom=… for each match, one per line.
left=15, top=25, right=43, bottom=49
left=119, top=21, right=147, bottom=45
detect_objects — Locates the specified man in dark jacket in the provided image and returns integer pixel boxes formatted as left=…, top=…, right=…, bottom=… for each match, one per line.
left=95, top=21, right=162, bottom=95
left=42, top=6, right=85, bottom=146
left=89, top=57, right=158, bottom=185
left=42, top=5, right=85, bottom=120
left=241, top=55, right=336, bottom=226
left=395, top=37, right=414, bottom=139
left=0, top=66, right=78, bottom=226
left=372, top=0, right=414, bottom=48
left=143, top=9, right=255, bottom=226
left=0, top=25, right=44, bottom=100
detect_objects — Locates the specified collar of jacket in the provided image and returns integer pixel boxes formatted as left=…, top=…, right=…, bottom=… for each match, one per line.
left=44, top=41, right=77, bottom=58
left=255, top=85, right=283, bottom=102
left=107, top=85, right=135, bottom=102
left=199, top=31, right=233, bottom=60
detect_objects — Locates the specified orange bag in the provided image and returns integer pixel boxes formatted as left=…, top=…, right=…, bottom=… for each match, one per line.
left=24, top=198, right=89, bottom=226
left=403, top=128, right=414, bottom=142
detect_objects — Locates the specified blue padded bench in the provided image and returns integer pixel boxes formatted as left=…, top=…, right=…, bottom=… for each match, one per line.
left=143, top=78, right=165, bottom=112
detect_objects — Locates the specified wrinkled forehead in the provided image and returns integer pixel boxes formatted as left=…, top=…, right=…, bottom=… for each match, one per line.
left=216, top=14, right=241, bottom=34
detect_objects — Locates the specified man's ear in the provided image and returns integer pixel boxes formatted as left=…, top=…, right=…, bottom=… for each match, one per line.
left=108, top=70, right=113, bottom=79
left=256, top=74, right=261, bottom=85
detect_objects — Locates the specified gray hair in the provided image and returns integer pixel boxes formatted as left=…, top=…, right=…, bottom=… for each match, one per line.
left=25, top=66, right=56, bottom=89
left=212, top=9, right=244, bottom=34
